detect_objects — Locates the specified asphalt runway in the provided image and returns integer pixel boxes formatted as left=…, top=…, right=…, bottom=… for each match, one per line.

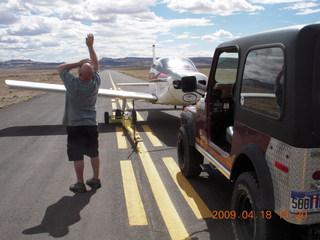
left=0, top=70, right=235, bottom=240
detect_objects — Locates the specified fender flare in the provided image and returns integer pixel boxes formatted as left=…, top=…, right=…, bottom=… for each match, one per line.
left=180, top=111, right=196, bottom=147
left=231, top=144, right=275, bottom=210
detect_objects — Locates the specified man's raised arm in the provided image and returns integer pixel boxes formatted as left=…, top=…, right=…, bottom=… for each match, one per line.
left=86, top=33, right=99, bottom=69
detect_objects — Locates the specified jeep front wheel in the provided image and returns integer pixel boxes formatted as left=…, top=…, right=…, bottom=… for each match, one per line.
left=177, top=126, right=203, bottom=177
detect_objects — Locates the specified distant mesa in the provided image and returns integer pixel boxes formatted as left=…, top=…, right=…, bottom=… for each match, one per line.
left=0, top=57, right=212, bottom=70
left=0, top=59, right=64, bottom=70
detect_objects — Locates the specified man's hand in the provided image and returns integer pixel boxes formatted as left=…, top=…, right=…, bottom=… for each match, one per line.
left=86, top=34, right=94, bottom=48
left=86, top=33, right=99, bottom=69
left=79, top=59, right=91, bottom=66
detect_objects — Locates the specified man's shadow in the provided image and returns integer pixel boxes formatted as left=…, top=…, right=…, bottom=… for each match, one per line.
left=22, top=189, right=97, bottom=238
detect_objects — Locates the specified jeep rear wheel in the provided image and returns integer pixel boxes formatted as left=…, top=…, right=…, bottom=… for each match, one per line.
left=177, top=126, right=203, bottom=177
left=231, top=171, right=276, bottom=240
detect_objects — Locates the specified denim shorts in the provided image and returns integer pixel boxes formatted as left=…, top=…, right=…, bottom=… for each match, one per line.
left=66, top=125, right=99, bottom=161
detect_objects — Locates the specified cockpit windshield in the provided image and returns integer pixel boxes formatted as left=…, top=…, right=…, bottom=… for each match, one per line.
left=157, top=57, right=198, bottom=72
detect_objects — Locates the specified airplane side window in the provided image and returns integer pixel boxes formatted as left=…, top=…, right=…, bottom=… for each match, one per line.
left=240, top=47, right=284, bottom=118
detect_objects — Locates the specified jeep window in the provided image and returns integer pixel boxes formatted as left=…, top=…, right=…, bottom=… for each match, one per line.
left=215, top=51, right=238, bottom=83
left=240, top=47, right=284, bottom=118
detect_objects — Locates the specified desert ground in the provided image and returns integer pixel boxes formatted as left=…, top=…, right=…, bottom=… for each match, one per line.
left=0, top=68, right=210, bottom=109
left=0, top=69, right=62, bottom=109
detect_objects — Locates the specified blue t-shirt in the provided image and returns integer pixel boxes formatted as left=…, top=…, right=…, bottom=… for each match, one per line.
left=60, top=68, right=101, bottom=126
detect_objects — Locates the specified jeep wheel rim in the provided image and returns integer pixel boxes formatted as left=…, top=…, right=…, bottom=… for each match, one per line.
left=238, top=192, right=254, bottom=238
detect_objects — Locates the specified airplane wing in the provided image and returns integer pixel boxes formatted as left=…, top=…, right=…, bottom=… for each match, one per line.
left=5, top=80, right=157, bottom=103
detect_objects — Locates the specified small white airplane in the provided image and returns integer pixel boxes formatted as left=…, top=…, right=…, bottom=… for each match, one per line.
left=5, top=46, right=208, bottom=143
left=6, top=46, right=207, bottom=111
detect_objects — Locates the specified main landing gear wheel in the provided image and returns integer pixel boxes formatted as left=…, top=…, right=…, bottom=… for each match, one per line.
left=115, top=109, right=123, bottom=119
left=104, top=112, right=110, bottom=125
left=177, top=126, right=203, bottom=177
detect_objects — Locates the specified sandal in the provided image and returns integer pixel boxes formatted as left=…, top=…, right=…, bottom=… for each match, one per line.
left=69, top=182, right=87, bottom=193
left=86, top=178, right=101, bottom=188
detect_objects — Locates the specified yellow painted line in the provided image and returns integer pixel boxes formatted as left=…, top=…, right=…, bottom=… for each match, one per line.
left=118, top=99, right=123, bottom=108
left=112, top=98, right=127, bottom=149
left=163, top=157, right=213, bottom=219
left=137, top=143, right=189, bottom=240
left=120, top=160, right=148, bottom=225
left=116, top=126, right=128, bottom=149
left=141, top=125, right=163, bottom=147
left=112, top=102, right=117, bottom=110
left=126, top=102, right=133, bottom=108
left=136, top=111, right=144, bottom=121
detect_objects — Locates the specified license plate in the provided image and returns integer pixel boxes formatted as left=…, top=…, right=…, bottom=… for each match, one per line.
left=290, top=190, right=320, bottom=214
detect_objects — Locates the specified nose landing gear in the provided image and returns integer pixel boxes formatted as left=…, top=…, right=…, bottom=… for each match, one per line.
left=104, top=100, right=141, bottom=146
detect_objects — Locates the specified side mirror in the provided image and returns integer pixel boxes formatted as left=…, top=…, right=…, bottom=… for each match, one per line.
left=181, top=76, right=197, bottom=92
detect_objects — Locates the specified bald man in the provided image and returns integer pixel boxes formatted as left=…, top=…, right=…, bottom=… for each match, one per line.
left=58, top=34, right=101, bottom=193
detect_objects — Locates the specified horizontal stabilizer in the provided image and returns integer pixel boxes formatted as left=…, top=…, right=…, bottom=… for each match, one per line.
left=6, top=80, right=157, bottom=103
left=98, top=88, right=157, bottom=102
left=116, top=83, right=150, bottom=87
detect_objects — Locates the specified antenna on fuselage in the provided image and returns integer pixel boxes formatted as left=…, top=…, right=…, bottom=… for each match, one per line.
left=152, top=44, right=156, bottom=63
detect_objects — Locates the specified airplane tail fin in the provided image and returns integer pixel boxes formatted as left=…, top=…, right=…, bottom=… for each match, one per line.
left=152, top=44, right=156, bottom=63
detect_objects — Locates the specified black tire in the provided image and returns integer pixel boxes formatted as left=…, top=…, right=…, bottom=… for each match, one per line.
left=231, top=171, right=276, bottom=240
left=115, top=109, right=123, bottom=119
left=177, top=126, right=203, bottom=177
left=104, top=112, right=110, bottom=125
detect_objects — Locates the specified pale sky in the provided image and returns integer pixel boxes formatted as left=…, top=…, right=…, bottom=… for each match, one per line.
left=0, top=0, right=319, bottom=62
